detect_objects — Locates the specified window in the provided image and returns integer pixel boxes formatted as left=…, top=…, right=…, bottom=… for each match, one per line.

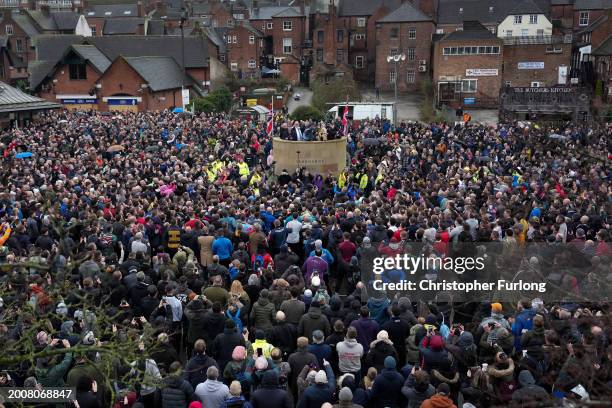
left=531, top=81, right=541, bottom=87
left=390, top=27, right=398, bottom=38
left=579, top=11, right=588, bottom=26
left=506, top=30, right=513, bottom=37
left=267, top=22, right=273, bottom=29
left=227, top=19, right=234, bottom=26
left=546, top=45, right=563, bottom=53
left=354, top=33, right=365, bottom=40
left=283, top=38, right=292, bottom=54
left=408, top=47, right=415, bottom=60
left=262, top=24, right=266, bottom=30
left=355, top=55, right=364, bottom=68
left=249, top=35, right=255, bottom=44
left=15, top=38, right=22, bottom=53
left=337, top=29, right=343, bottom=42
left=336, top=49, right=343, bottom=63
left=389, top=70, right=396, bottom=84
left=505, top=80, right=512, bottom=86
left=316, top=48, right=323, bottom=62
left=406, top=69, right=415, bottom=83
left=248, top=59, right=256, bottom=68
left=317, top=30, right=324, bottom=43
left=69, top=63, right=87, bottom=80
left=357, top=17, right=366, bottom=27
left=536, top=29, right=544, bottom=37
left=227, top=36, right=232, bottom=44
left=283, top=21, right=292, bottom=31
left=91, top=26, right=96, bottom=36
left=219, top=54, right=226, bottom=62
left=5, top=25, right=13, bottom=35
left=459, top=79, right=476, bottom=93
left=529, top=14, right=538, bottom=24
left=390, top=48, right=398, bottom=56
left=514, top=15, right=522, bottom=24
left=230, top=62, right=238, bottom=71
left=408, top=27, right=416, bottom=39
left=233, top=36, right=237, bottom=43
left=521, top=29, right=529, bottom=37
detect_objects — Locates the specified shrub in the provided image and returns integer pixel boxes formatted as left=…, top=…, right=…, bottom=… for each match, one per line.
left=290, top=105, right=323, bottom=121
left=311, top=77, right=360, bottom=112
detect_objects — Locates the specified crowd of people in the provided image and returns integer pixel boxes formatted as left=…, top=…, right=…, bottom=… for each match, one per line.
left=0, top=108, right=610, bottom=408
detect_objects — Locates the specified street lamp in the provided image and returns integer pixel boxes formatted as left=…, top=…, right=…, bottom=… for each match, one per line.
left=386, top=53, right=406, bottom=103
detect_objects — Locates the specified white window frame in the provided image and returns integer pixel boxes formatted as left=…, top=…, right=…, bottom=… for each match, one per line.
left=230, top=62, right=238, bottom=71
left=283, top=21, right=292, bottom=31
left=249, top=35, right=255, bottom=44
left=506, top=30, right=513, bottom=37
left=5, top=25, right=13, bottom=35
left=460, top=79, right=477, bottom=93
left=536, top=29, right=544, bottom=37
left=529, top=14, right=538, bottom=24
left=15, top=38, right=22, bottom=53
left=267, top=22, right=273, bottom=29
left=408, top=27, right=416, bottom=39
left=282, top=37, right=292, bottom=54
left=354, top=33, right=365, bottom=40
left=262, top=24, right=266, bottom=30
left=357, top=17, right=366, bottom=27
left=579, top=11, right=589, bottom=26
left=355, top=55, right=364, bottom=68
left=248, top=59, right=256, bottom=68
left=227, top=36, right=232, bottom=44
left=531, top=81, right=541, bottom=87
left=406, top=69, right=415, bottom=83
left=514, top=15, right=522, bottom=24
left=232, top=36, right=237, bottom=43
left=407, top=47, right=415, bottom=60
left=521, top=29, right=529, bottom=37
left=389, top=70, right=396, bottom=84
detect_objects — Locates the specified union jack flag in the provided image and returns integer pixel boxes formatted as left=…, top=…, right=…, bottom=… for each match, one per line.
left=266, top=108, right=274, bottom=135
left=341, top=101, right=349, bottom=135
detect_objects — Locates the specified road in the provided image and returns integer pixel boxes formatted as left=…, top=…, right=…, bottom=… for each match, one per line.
left=286, top=87, right=313, bottom=114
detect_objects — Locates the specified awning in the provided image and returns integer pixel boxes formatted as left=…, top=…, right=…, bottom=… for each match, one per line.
left=261, top=67, right=281, bottom=75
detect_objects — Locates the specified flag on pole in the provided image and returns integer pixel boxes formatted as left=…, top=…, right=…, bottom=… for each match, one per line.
left=266, top=100, right=274, bottom=135
left=341, top=100, right=349, bottom=135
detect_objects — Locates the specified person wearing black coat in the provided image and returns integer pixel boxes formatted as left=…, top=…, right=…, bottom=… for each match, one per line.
left=269, top=311, right=298, bottom=358
left=212, top=319, right=246, bottom=372
left=202, top=302, right=227, bottom=345
left=184, top=340, right=219, bottom=388
left=381, top=306, right=410, bottom=367
left=161, top=362, right=195, bottom=408
left=251, top=371, right=293, bottom=408
left=368, top=356, right=405, bottom=408
left=76, top=376, right=102, bottom=408
left=128, top=272, right=149, bottom=316
left=184, top=298, right=209, bottom=348
left=364, top=331, right=399, bottom=372
left=150, top=333, right=180, bottom=374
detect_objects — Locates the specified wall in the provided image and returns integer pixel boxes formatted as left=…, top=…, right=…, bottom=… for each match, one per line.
left=502, top=43, right=571, bottom=87
left=432, top=38, right=503, bottom=107
left=497, top=13, right=552, bottom=38
left=279, top=60, right=299, bottom=83
left=39, top=61, right=99, bottom=101
left=225, top=24, right=261, bottom=76
left=573, top=8, right=606, bottom=30
left=272, top=16, right=304, bottom=61
left=375, top=21, right=435, bottom=91
left=96, top=57, right=143, bottom=111
left=273, top=137, right=347, bottom=176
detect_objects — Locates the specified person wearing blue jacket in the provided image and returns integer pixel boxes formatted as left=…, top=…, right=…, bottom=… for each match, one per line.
left=212, top=233, right=234, bottom=264
left=297, top=360, right=335, bottom=408
left=512, top=298, right=537, bottom=351
left=368, top=356, right=404, bottom=408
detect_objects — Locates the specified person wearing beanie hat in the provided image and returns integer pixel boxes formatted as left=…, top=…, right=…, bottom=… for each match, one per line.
left=211, top=317, right=247, bottom=373
left=479, top=302, right=510, bottom=334
left=364, top=330, right=399, bottom=372
left=298, top=298, right=331, bottom=342
left=308, top=329, right=332, bottom=368
left=251, top=329, right=275, bottom=358
left=333, top=386, right=364, bottom=408
left=251, top=370, right=293, bottom=408
left=297, top=359, right=335, bottom=408
left=420, top=383, right=457, bottom=408
left=249, top=287, right=276, bottom=332
left=368, top=353, right=404, bottom=408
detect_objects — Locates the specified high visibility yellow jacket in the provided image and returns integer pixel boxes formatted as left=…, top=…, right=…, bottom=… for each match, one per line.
left=359, top=174, right=368, bottom=190
left=238, top=162, right=250, bottom=177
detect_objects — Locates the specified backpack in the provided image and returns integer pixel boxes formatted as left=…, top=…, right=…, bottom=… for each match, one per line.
left=253, top=254, right=265, bottom=271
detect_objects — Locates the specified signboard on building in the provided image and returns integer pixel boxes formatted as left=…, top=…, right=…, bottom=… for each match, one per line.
left=512, top=87, right=572, bottom=93
left=465, top=69, right=498, bottom=77
left=558, top=66, right=568, bottom=85
left=107, top=98, right=138, bottom=105
left=570, top=77, right=579, bottom=84
left=518, top=62, right=545, bottom=70
left=246, top=99, right=258, bottom=107
left=464, top=97, right=476, bottom=105
left=61, top=98, right=97, bottom=104
left=181, top=89, right=190, bottom=109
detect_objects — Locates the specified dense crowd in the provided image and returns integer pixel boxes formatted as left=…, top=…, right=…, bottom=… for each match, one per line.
left=0, top=109, right=610, bottom=408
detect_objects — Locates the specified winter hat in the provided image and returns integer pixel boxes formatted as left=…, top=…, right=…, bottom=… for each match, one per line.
left=377, top=330, right=391, bottom=343
left=429, top=335, right=444, bottom=351
left=60, top=320, right=74, bottom=334
left=312, top=330, right=324, bottom=344
left=188, top=402, right=203, bottom=408
left=397, top=297, right=411, bottom=311
left=55, top=302, right=68, bottom=316
left=260, top=289, right=269, bottom=298
left=491, top=303, right=503, bottom=313
left=311, top=275, right=321, bottom=287
left=315, top=370, right=328, bottom=384
left=437, top=383, right=450, bottom=396
left=363, top=237, right=371, bottom=248
left=425, top=314, right=437, bottom=325
left=315, top=240, right=323, bottom=250
left=229, top=380, right=242, bottom=396
left=255, top=329, right=266, bottom=340
left=307, top=370, right=317, bottom=383
left=339, top=387, right=353, bottom=401
left=232, top=346, right=247, bottom=361
left=255, top=356, right=268, bottom=370
left=24, top=377, right=38, bottom=388
left=304, top=289, right=313, bottom=299
left=384, top=356, right=396, bottom=369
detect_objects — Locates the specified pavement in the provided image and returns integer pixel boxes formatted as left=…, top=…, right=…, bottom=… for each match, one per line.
left=287, top=87, right=313, bottom=114
left=360, top=87, right=424, bottom=122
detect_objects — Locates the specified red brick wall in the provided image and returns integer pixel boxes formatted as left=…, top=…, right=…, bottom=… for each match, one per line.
left=279, top=61, right=299, bottom=83
left=0, top=16, right=34, bottom=64
left=225, top=24, right=261, bottom=75
left=272, top=16, right=304, bottom=60
left=39, top=62, right=100, bottom=102
left=432, top=38, right=503, bottom=106
left=97, top=57, right=143, bottom=110
left=85, top=17, right=104, bottom=36
left=550, top=4, right=574, bottom=30
left=211, top=3, right=234, bottom=27
left=502, top=43, right=571, bottom=87
left=312, top=11, right=348, bottom=67
left=375, top=21, right=435, bottom=91
left=573, top=9, right=606, bottom=30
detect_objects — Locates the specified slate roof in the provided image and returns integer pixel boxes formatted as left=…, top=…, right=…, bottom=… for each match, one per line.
left=440, top=20, right=499, bottom=40
left=12, top=12, right=42, bottom=37
left=203, top=27, right=227, bottom=53
left=338, top=0, right=402, bottom=17
left=271, top=7, right=302, bottom=17
left=378, top=1, right=433, bottom=22
left=146, top=19, right=166, bottom=35
left=102, top=17, right=144, bottom=35
left=86, top=4, right=139, bottom=17
left=591, top=34, right=612, bottom=55
left=52, top=12, right=81, bottom=31
left=508, top=0, right=544, bottom=15
left=250, top=6, right=306, bottom=19
left=437, top=0, right=551, bottom=25
left=69, top=44, right=111, bottom=72
left=574, top=0, right=612, bottom=9
left=0, top=81, right=60, bottom=113
left=192, top=1, right=212, bottom=15
left=123, top=56, right=195, bottom=91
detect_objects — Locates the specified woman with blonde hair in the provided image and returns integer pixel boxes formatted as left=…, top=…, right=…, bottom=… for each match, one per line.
left=230, top=280, right=251, bottom=314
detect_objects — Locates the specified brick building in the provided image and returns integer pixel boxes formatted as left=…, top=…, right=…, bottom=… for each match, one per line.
left=433, top=21, right=503, bottom=108
left=375, top=1, right=435, bottom=92
left=271, top=8, right=306, bottom=63
left=217, top=20, right=263, bottom=78
left=502, top=35, right=572, bottom=87
left=0, top=35, right=27, bottom=84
